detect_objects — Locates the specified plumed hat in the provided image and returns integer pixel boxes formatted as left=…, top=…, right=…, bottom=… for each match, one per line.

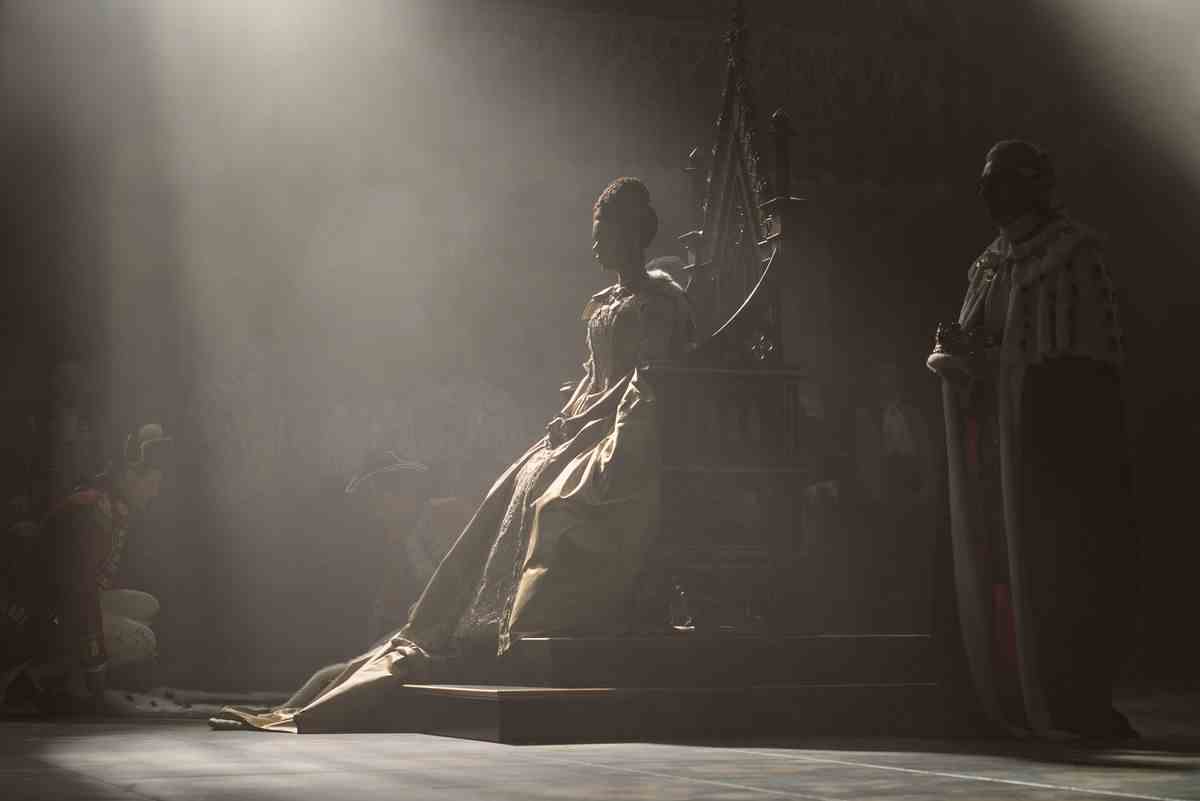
left=123, top=423, right=172, bottom=470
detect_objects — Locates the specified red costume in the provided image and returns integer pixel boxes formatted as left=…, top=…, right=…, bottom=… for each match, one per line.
left=39, top=486, right=130, bottom=668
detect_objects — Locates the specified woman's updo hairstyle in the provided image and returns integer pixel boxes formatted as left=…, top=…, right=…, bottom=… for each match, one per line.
left=593, top=177, right=658, bottom=250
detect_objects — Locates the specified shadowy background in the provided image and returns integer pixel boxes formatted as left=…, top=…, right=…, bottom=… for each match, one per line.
left=0, top=0, right=1194, bottom=689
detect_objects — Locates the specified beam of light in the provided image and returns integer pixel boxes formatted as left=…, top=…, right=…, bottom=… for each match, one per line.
left=137, top=0, right=449, bottom=472
left=1043, top=0, right=1200, bottom=184
left=3, top=0, right=702, bottom=684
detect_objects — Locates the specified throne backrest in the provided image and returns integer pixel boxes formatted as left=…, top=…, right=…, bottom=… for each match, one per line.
left=651, top=0, right=835, bottom=458
left=618, top=5, right=933, bottom=646
left=677, top=3, right=800, bottom=373
left=630, top=4, right=839, bottom=635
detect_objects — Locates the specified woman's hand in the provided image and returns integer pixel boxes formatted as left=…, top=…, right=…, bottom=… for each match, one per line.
left=383, top=640, right=432, bottom=682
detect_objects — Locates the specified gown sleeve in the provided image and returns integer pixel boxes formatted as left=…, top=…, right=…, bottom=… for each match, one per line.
left=636, top=291, right=693, bottom=364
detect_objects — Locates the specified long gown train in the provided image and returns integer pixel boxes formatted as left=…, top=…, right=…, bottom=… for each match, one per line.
left=217, top=269, right=693, bottom=732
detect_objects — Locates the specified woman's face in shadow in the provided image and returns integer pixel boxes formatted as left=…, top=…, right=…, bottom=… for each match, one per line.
left=592, top=219, right=636, bottom=272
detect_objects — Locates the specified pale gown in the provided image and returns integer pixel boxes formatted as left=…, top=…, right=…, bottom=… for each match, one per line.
left=219, top=269, right=693, bottom=732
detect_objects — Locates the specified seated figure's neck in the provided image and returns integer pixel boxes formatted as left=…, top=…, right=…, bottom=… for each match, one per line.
left=616, top=259, right=647, bottom=289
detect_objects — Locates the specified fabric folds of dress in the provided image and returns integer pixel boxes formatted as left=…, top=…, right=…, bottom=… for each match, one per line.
left=217, top=269, right=693, bottom=732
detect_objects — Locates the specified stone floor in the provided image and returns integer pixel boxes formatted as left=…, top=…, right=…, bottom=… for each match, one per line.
left=2, top=713, right=1198, bottom=801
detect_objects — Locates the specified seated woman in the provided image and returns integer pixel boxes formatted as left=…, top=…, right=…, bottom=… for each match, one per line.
left=216, top=177, right=694, bottom=732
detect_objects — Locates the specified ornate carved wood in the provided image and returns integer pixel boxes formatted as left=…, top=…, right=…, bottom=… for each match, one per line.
left=630, top=2, right=843, bottom=636
left=499, top=5, right=935, bottom=694
left=679, top=1, right=782, bottom=366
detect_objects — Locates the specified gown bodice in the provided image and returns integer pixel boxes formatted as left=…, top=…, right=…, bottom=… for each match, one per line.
left=446, top=270, right=692, bottom=650
left=566, top=271, right=693, bottom=413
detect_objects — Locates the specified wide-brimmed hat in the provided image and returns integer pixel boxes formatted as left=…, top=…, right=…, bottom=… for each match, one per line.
left=344, top=449, right=430, bottom=495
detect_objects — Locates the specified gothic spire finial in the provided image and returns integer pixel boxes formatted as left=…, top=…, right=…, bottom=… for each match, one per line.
left=725, top=0, right=749, bottom=62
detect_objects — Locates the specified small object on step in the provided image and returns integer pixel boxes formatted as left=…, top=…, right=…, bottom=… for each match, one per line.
left=669, top=575, right=694, bottom=631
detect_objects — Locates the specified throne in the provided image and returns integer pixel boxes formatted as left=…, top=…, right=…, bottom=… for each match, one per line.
left=402, top=5, right=940, bottom=742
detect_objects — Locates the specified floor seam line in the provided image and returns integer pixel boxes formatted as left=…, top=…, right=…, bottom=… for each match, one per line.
left=512, top=752, right=839, bottom=800
left=98, top=759, right=834, bottom=801
left=42, top=761, right=164, bottom=801
left=724, top=748, right=1196, bottom=801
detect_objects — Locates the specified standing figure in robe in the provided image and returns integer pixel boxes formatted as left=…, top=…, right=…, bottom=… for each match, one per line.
left=927, top=140, right=1136, bottom=740
left=214, top=177, right=694, bottom=732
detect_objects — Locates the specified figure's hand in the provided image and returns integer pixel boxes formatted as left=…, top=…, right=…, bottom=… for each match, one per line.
left=383, top=640, right=431, bottom=682
left=926, top=350, right=972, bottom=386
left=929, top=343, right=1001, bottom=386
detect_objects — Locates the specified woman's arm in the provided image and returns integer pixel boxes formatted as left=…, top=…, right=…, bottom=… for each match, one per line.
left=636, top=292, right=693, bottom=364
left=557, top=356, right=594, bottom=417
